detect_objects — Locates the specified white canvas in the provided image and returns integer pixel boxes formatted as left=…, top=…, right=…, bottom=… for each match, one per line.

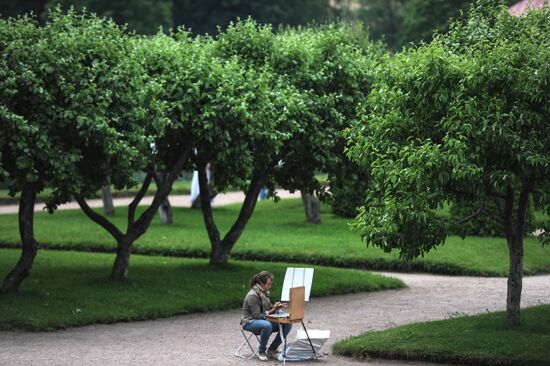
left=281, top=267, right=314, bottom=302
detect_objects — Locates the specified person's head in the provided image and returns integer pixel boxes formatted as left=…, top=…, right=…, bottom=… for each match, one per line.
left=250, top=271, right=274, bottom=292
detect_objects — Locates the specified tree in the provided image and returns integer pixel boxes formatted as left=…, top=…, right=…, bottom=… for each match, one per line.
left=44, top=0, right=172, bottom=34
left=355, top=0, right=407, bottom=51
left=399, top=0, right=472, bottom=46
left=194, top=22, right=304, bottom=264
left=348, top=2, right=550, bottom=326
left=73, top=30, right=206, bottom=281
left=0, top=1, right=46, bottom=20
left=270, top=24, right=385, bottom=221
left=0, top=10, right=155, bottom=291
left=172, top=0, right=332, bottom=36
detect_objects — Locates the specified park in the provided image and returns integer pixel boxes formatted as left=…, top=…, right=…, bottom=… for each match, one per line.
left=1, top=0, right=549, bottom=365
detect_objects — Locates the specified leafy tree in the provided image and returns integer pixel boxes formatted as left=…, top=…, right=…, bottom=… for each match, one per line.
left=0, top=1, right=45, bottom=20
left=172, top=0, right=332, bottom=35
left=355, top=0, right=407, bottom=51
left=270, top=24, right=385, bottom=220
left=348, top=2, right=550, bottom=326
left=398, top=0, right=472, bottom=46
left=73, top=31, right=206, bottom=281
left=45, top=0, right=172, bottom=34
left=193, top=23, right=304, bottom=264
left=0, top=10, right=158, bottom=291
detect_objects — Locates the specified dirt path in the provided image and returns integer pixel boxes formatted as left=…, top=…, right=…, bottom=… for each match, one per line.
left=1, top=272, right=549, bottom=366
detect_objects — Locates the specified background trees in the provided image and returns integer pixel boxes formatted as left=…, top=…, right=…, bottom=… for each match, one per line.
left=348, top=3, right=550, bottom=326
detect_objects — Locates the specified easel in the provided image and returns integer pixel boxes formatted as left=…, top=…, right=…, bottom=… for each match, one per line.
left=267, top=286, right=317, bottom=365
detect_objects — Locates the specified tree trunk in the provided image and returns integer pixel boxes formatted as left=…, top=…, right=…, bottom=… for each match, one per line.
left=1, top=184, right=38, bottom=293
left=301, top=190, right=321, bottom=224
left=111, top=240, right=132, bottom=281
left=503, top=184, right=531, bottom=327
left=197, top=165, right=265, bottom=266
left=506, top=234, right=523, bottom=326
left=158, top=197, right=173, bottom=224
left=101, top=185, right=115, bottom=216
left=210, top=245, right=231, bottom=266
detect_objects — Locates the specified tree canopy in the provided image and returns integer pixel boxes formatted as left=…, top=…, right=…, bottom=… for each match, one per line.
left=348, top=2, right=550, bottom=325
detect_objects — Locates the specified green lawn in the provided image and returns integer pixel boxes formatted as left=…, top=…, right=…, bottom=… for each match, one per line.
left=0, top=179, right=192, bottom=204
left=333, top=305, right=550, bottom=366
left=0, top=248, right=404, bottom=331
left=0, top=199, right=549, bottom=276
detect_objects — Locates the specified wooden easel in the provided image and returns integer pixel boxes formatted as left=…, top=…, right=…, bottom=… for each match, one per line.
left=267, top=286, right=316, bottom=364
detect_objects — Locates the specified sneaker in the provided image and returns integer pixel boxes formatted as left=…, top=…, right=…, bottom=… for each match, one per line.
left=258, top=351, right=268, bottom=361
left=266, top=349, right=280, bottom=359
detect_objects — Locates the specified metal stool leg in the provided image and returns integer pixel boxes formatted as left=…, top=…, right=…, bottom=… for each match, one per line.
left=235, top=329, right=260, bottom=359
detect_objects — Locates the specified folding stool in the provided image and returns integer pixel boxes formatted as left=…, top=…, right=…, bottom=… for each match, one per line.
left=234, top=328, right=260, bottom=359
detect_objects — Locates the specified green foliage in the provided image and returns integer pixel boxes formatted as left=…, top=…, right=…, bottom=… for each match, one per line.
left=348, top=3, right=550, bottom=259
left=173, top=0, right=333, bottom=36
left=44, top=0, right=172, bottom=34
left=399, top=0, right=472, bottom=46
left=449, top=196, right=536, bottom=237
left=0, top=9, right=161, bottom=209
left=0, top=248, right=404, bottom=330
left=329, top=160, right=369, bottom=218
left=268, top=23, right=385, bottom=194
left=355, top=0, right=406, bottom=51
left=333, top=305, right=550, bottom=366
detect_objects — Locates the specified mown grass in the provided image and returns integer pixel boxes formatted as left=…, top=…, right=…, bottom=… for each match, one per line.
left=0, top=248, right=404, bottom=331
left=0, top=199, right=549, bottom=276
left=0, top=179, right=192, bottom=205
left=333, top=305, right=550, bottom=366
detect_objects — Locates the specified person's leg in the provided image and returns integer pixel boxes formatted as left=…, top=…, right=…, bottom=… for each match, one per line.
left=243, top=320, right=273, bottom=353
left=268, top=322, right=292, bottom=351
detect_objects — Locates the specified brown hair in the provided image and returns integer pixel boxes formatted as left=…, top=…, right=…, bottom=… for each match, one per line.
left=249, top=271, right=273, bottom=288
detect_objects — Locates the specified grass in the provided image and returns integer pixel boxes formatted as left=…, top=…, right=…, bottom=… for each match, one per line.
left=0, top=179, right=192, bottom=205
left=0, top=248, right=404, bottom=331
left=332, top=305, right=550, bottom=366
left=1, top=199, right=549, bottom=276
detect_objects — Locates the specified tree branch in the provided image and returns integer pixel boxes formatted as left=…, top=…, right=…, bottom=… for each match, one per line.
left=75, top=196, right=124, bottom=242
left=127, top=173, right=153, bottom=227
left=132, top=141, right=194, bottom=233
left=221, top=168, right=266, bottom=250
left=454, top=196, right=485, bottom=225
left=198, top=162, right=221, bottom=247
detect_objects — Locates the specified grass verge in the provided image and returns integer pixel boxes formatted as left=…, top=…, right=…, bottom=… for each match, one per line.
left=332, top=305, right=550, bottom=366
left=0, top=180, right=192, bottom=205
left=1, top=199, right=549, bottom=276
left=0, top=248, right=404, bottom=331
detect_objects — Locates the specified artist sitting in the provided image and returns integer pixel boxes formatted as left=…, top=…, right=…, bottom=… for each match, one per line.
left=240, top=271, right=292, bottom=361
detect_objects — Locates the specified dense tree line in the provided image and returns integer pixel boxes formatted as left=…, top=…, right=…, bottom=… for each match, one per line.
left=0, top=0, right=517, bottom=49
left=0, top=9, right=384, bottom=288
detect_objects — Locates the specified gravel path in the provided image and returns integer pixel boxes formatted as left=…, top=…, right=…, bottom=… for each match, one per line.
left=0, top=191, right=301, bottom=215
left=1, top=272, right=549, bottom=366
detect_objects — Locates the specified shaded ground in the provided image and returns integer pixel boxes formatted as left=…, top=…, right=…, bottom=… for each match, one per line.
left=1, top=272, right=549, bottom=366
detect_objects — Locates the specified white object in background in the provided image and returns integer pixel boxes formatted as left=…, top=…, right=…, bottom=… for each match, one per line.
left=281, top=267, right=314, bottom=302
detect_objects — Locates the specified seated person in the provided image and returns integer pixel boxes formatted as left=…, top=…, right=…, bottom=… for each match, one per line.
left=241, top=271, right=292, bottom=361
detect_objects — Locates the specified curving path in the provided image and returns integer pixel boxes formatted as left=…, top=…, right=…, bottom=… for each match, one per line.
left=0, top=190, right=301, bottom=215
left=1, top=272, right=549, bottom=366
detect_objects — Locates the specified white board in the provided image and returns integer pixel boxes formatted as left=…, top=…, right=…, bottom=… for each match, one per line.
left=281, top=267, right=314, bottom=302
